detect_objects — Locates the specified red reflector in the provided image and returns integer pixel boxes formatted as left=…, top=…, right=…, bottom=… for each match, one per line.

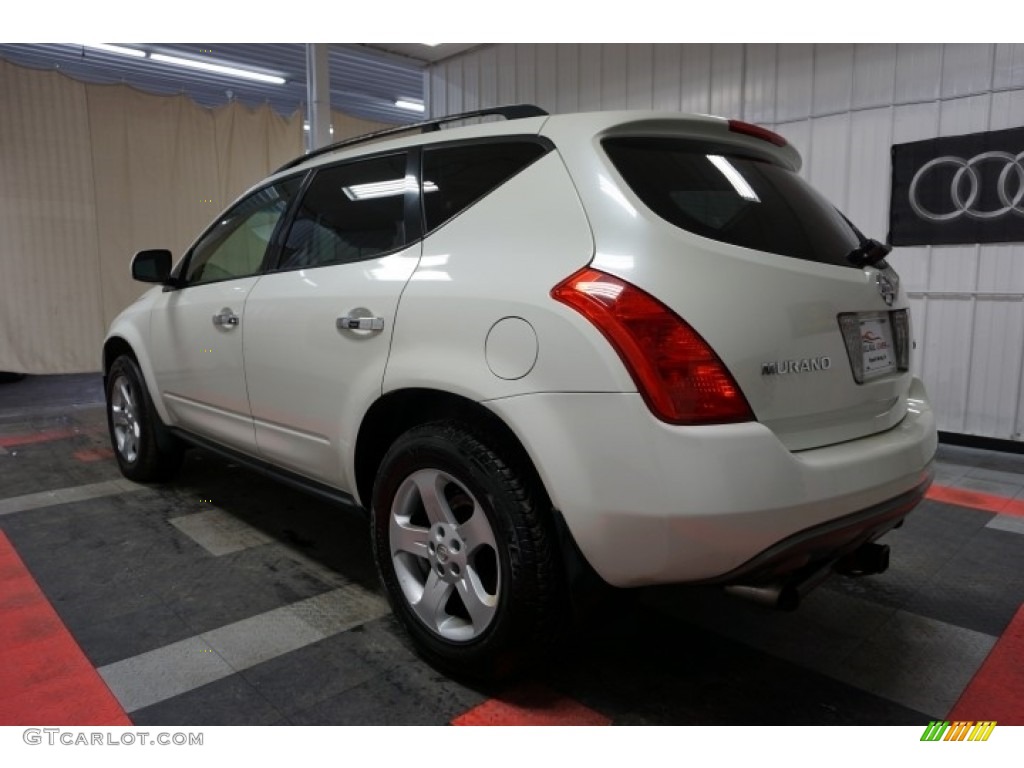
left=728, top=119, right=787, bottom=147
left=551, top=268, right=754, bottom=425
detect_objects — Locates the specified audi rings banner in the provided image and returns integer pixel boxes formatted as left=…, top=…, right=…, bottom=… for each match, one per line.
left=889, top=127, right=1024, bottom=246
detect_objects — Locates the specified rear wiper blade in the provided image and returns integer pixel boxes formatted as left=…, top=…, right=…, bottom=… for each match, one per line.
left=846, top=238, right=892, bottom=268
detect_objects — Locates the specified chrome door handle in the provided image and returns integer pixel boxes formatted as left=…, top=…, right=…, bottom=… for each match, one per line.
left=336, top=315, right=385, bottom=331
left=212, top=309, right=239, bottom=328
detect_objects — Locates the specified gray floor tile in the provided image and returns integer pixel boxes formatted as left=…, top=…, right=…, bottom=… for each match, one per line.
left=288, top=659, right=483, bottom=725
left=125, top=672, right=287, bottom=726
left=240, top=634, right=383, bottom=715
left=964, top=466, right=1024, bottom=488
left=934, top=445, right=988, bottom=467
left=933, top=463, right=972, bottom=482
left=825, top=503, right=989, bottom=610
left=0, top=480, right=144, bottom=515
left=901, top=527, right=1024, bottom=637
left=987, top=515, right=1024, bottom=536
left=91, top=585, right=392, bottom=715
left=202, top=606, right=324, bottom=670
left=73, top=603, right=199, bottom=667
left=286, top=582, right=389, bottom=635
left=946, top=475, right=1021, bottom=498
left=831, top=610, right=996, bottom=718
left=99, top=636, right=236, bottom=712
left=169, top=508, right=273, bottom=556
left=643, top=584, right=898, bottom=679
left=220, top=544, right=346, bottom=600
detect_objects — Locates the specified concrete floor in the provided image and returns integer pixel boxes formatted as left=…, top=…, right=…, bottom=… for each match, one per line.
left=1, top=373, right=1022, bottom=725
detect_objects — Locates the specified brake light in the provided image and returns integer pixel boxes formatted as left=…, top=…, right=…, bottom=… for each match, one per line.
left=551, top=268, right=754, bottom=425
left=727, top=119, right=787, bottom=148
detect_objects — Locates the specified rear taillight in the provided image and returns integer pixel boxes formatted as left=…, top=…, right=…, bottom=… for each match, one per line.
left=551, top=268, right=754, bottom=425
left=727, top=119, right=788, bottom=148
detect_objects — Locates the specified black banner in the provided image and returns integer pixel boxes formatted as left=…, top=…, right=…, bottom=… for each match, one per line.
left=889, top=127, right=1024, bottom=246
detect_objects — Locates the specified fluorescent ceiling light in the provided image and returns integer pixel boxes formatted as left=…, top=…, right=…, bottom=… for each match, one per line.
left=420, top=43, right=442, bottom=47
left=395, top=99, right=426, bottom=113
left=150, top=53, right=285, bottom=85
left=79, top=43, right=145, bottom=58
left=707, top=155, right=760, bottom=202
left=343, top=178, right=438, bottom=201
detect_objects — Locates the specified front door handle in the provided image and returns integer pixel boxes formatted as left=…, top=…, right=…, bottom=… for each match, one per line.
left=212, top=308, right=239, bottom=329
left=336, top=315, right=385, bottom=331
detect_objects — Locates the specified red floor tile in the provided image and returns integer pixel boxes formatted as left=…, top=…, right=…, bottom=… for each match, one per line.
left=927, top=484, right=1024, bottom=518
left=948, top=604, right=1024, bottom=726
left=452, top=683, right=611, bottom=726
left=0, top=531, right=130, bottom=726
left=0, top=429, right=80, bottom=449
left=72, top=448, right=114, bottom=463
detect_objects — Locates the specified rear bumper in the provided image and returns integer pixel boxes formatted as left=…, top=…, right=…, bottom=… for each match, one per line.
left=704, top=472, right=931, bottom=587
left=484, top=377, right=937, bottom=587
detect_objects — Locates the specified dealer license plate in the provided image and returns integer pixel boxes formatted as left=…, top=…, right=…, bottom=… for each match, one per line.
left=859, top=313, right=896, bottom=380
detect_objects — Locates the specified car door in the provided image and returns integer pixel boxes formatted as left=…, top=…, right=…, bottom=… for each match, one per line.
left=148, top=178, right=301, bottom=455
left=242, top=151, right=421, bottom=488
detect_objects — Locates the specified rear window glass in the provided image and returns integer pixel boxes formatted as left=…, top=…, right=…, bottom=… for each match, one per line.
left=423, top=141, right=548, bottom=233
left=603, top=137, right=863, bottom=268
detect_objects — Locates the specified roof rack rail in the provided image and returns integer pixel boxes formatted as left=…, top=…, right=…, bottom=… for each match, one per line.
left=275, top=104, right=549, bottom=174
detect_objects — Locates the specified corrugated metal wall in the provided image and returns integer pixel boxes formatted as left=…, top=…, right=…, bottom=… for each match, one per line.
left=427, top=43, right=1024, bottom=442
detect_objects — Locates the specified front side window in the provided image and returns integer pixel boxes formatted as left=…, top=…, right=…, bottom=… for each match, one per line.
left=184, top=178, right=300, bottom=285
left=277, top=153, right=409, bottom=270
left=603, top=137, right=864, bottom=268
left=422, top=141, right=549, bottom=233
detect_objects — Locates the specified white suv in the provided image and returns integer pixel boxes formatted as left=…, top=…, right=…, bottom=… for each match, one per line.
left=103, top=105, right=937, bottom=676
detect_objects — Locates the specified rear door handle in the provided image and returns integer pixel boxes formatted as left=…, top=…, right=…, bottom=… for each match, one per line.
left=212, top=308, right=239, bottom=328
left=336, top=315, right=385, bottom=331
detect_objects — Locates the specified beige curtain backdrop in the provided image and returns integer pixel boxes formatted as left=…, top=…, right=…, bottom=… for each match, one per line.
left=0, top=59, right=393, bottom=374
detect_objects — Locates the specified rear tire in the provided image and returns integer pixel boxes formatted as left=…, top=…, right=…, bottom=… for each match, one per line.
left=105, top=355, right=182, bottom=482
left=371, top=421, right=564, bottom=680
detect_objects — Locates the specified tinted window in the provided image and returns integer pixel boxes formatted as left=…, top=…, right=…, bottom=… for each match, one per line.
left=185, top=179, right=300, bottom=285
left=423, top=142, right=547, bottom=232
left=603, top=137, right=863, bottom=268
left=278, top=154, right=408, bottom=270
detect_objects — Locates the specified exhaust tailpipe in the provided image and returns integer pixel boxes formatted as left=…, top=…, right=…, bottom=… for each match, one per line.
left=724, top=583, right=800, bottom=611
left=725, top=559, right=837, bottom=611
left=835, top=542, right=890, bottom=577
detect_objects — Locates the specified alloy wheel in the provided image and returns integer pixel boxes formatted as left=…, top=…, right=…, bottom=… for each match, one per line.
left=389, top=468, right=501, bottom=642
left=109, top=374, right=140, bottom=463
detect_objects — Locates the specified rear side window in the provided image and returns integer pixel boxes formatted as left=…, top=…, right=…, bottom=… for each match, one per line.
left=422, top=141, right=548, bottom=233
left=278, top=153, right=408, bottom=270
left=603, top=137, right=863, bottom=268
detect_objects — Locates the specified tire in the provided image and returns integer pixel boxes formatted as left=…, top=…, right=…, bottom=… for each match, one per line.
left=371, top=421, right=564, bottom=680
left=105, top=355, right=183, bottom=482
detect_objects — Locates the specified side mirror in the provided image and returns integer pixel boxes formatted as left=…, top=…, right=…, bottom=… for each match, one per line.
left=131, top=249, right=173, bottom=284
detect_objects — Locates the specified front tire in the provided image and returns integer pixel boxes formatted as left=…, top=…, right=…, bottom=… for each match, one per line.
left=371, top=421, right=563, bottom=679
left=106, top=355, right=182, bottom=482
